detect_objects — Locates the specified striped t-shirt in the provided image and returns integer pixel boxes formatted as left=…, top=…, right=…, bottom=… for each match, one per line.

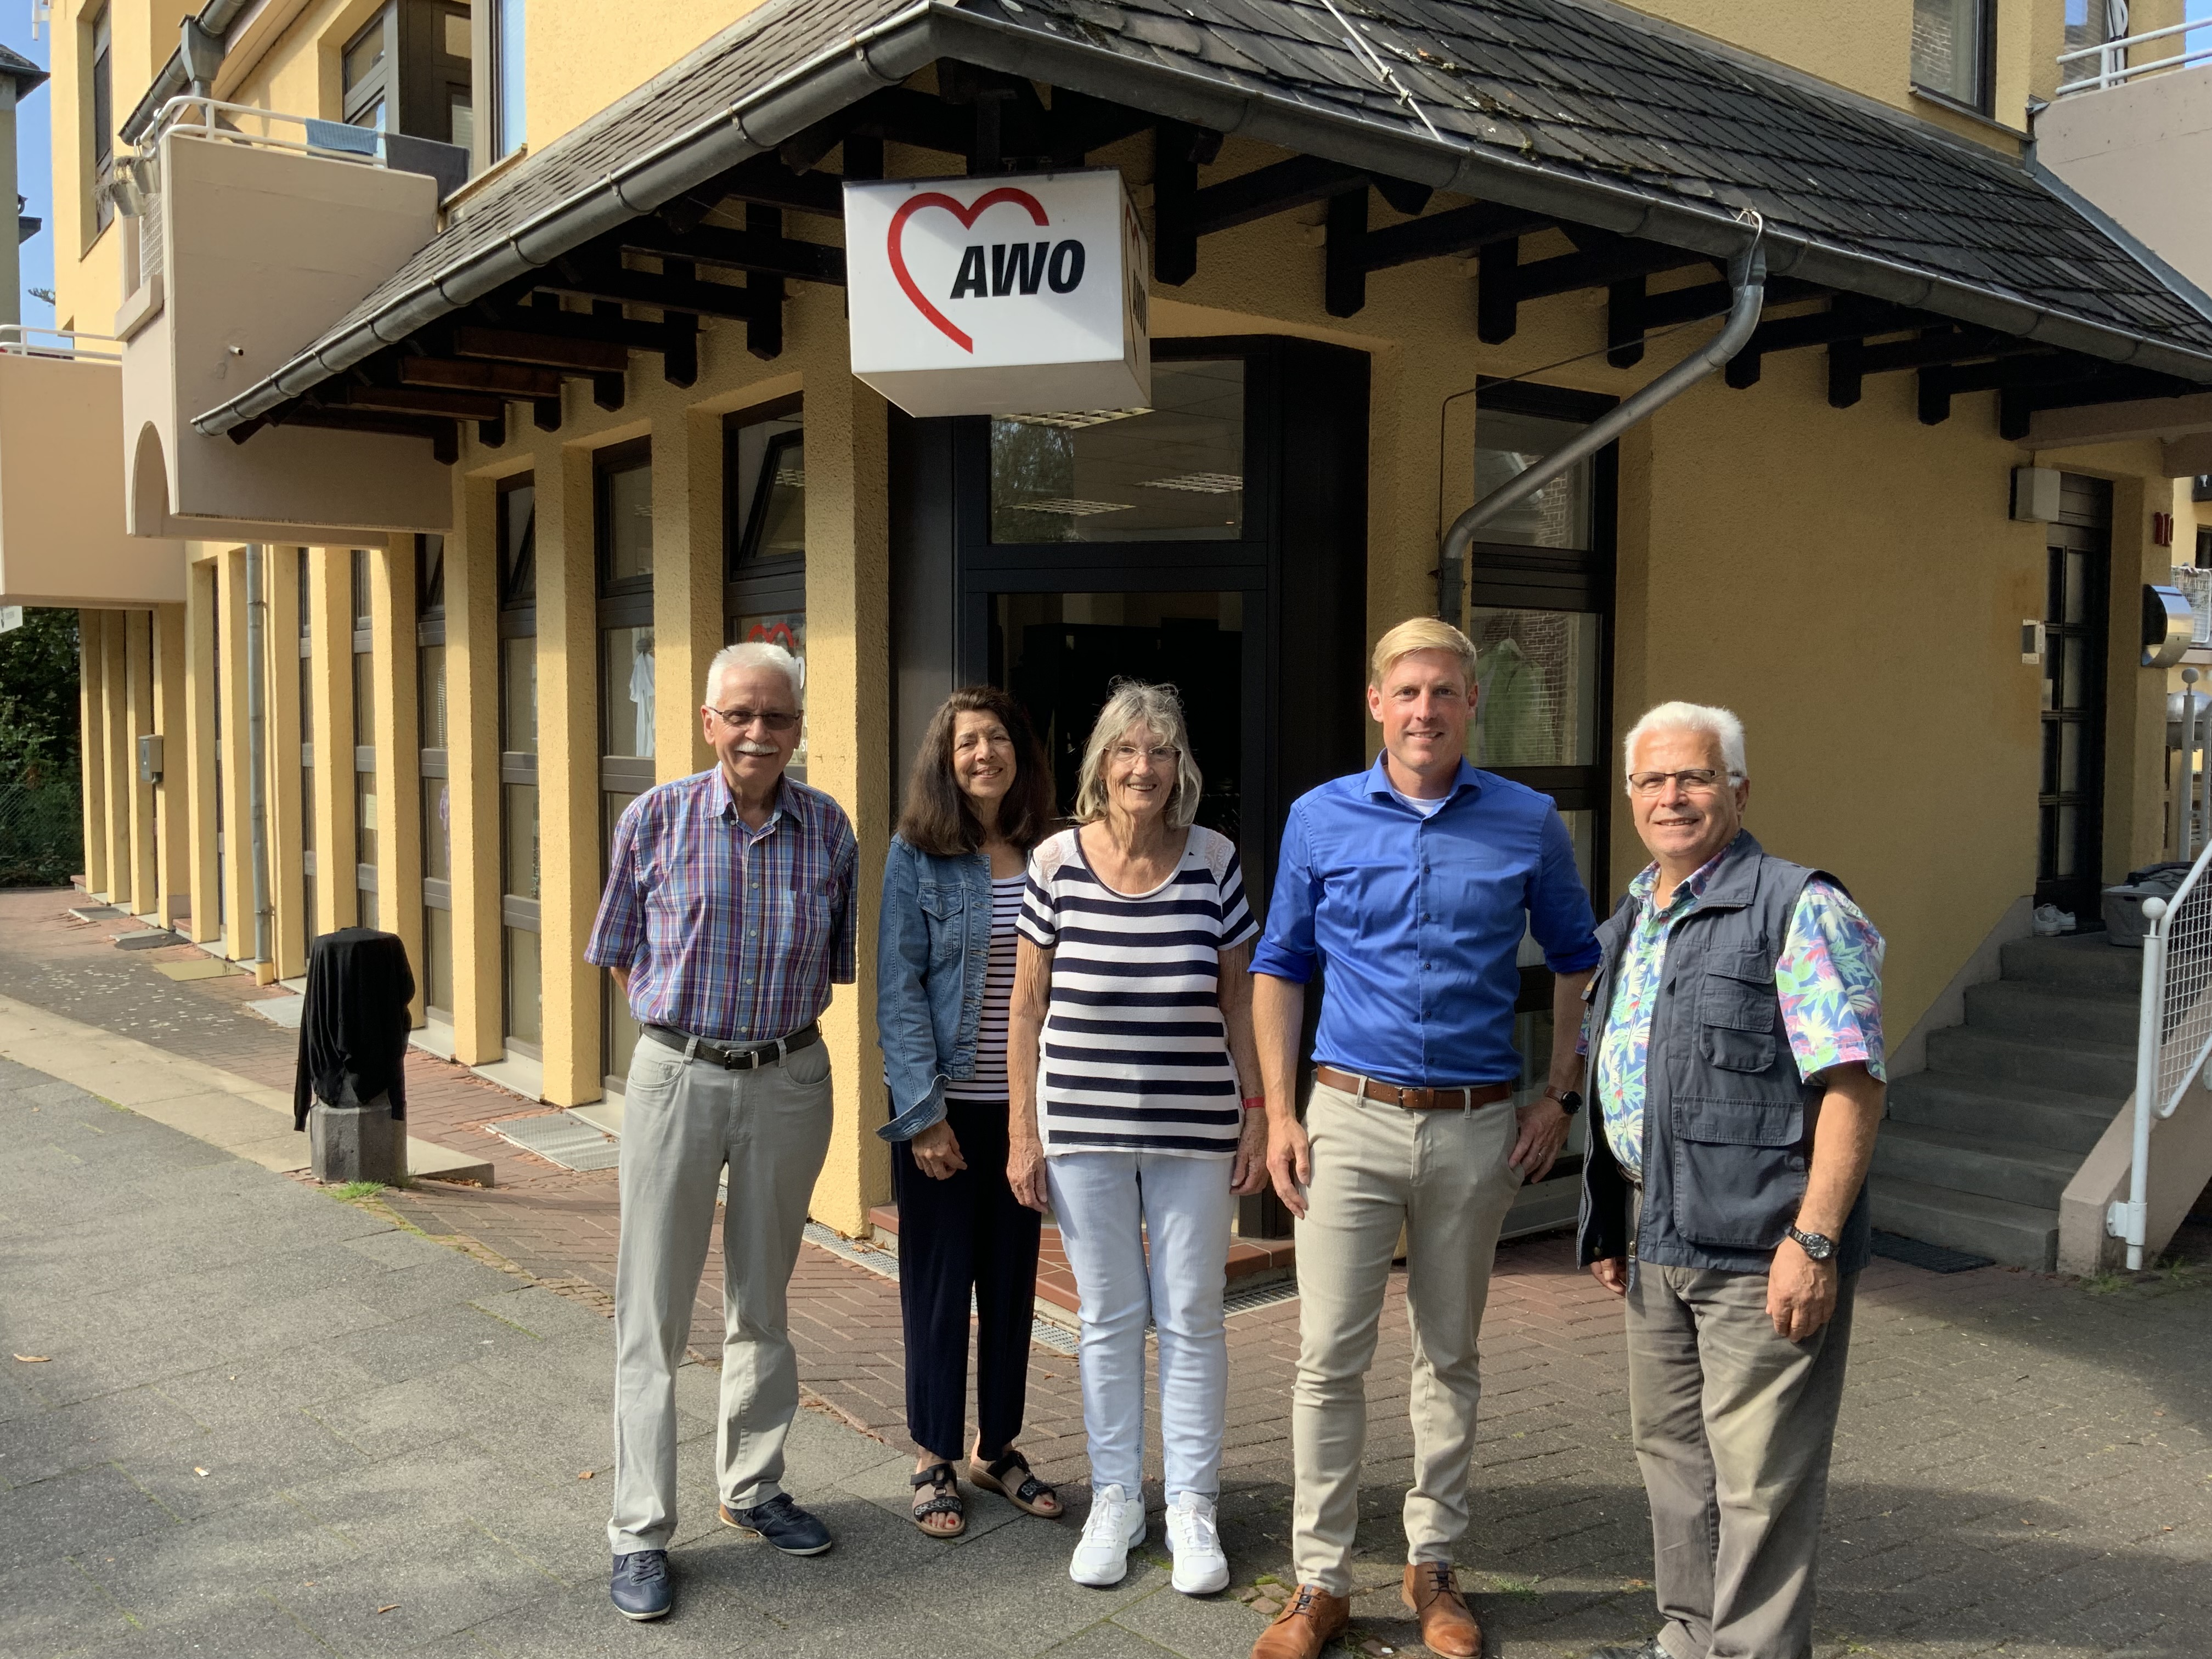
left=1017, top=825, right=1258, bottom=1158
left=943, top=873, right=1025, bottom=1102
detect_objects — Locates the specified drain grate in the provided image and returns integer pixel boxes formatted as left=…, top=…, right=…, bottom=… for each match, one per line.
left=488, top=1110, right=621, bottom=1172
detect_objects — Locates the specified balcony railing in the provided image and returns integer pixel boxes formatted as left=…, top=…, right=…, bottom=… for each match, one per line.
left=2056, top=18, right=2212, bottom=95
left=0, top=324, right=120, bottom=363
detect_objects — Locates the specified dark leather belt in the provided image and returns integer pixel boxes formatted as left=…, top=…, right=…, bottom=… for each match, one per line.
left=1314, top=1065, right=1513, bottom=1112
left=646, top=1020, right=821, bottom=1071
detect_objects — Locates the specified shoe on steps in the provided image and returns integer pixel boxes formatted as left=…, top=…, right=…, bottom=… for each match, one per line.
left=610, top=1549, right=671, bottom=1621
left=1069, top=1483, right=1146, bottom=1586
left=1165, top=1492, right=1228, bottom=1595
left=1402, top=1561, right=1481, bottom=1657
left=719, top=1492, right=834, bottom=1555
left=1248, top=1584, right=1348, bottom=1659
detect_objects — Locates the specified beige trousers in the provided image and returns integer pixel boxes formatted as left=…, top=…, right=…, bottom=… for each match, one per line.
left=1625, top=1189, right=1857, bottom=1659
left=607, top=1035, right=835, bottom=1554
left=1290, top=1079, right=1524, bottom=1593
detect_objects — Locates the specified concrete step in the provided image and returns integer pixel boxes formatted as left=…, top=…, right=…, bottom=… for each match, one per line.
left=1870, top=1175, right=2057, bottom=1271
left=1999, top=933, right=2142, bottom=995
left=1884, top=1071, right=2115, bottom=1156
left=1871, top=1121, right=2081, bottom=1211
left=1962, top=979, right=2138, bottom=1048
left=1923, top=1026, right=2135, bottom=1099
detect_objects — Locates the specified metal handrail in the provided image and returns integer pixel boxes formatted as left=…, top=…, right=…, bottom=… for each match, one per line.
left=0, top=325, right=122, bottom=363
left=2056, top=18, right=2212, bottom=93
left=2118, top=831, right=2212, bottom=1267
left=141, top=95, right=391, bottom=166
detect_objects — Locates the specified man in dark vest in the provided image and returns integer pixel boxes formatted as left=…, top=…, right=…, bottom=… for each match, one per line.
left=1581, top=702, right=1884, bottom=1659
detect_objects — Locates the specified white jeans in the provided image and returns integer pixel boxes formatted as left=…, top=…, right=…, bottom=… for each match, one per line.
left=1046, top=1150, right=1236, bottom=1504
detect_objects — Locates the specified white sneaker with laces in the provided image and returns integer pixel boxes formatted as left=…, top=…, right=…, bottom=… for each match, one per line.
left=1165, top=1492, right=1228, bottom=1595
left=1070, top=1483, right=1146, bottom=1587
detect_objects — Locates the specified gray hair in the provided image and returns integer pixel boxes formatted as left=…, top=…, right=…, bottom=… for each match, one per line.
left=1074, top=680, right=1205, bottom=830
left=1623, top=701, right=1747, bottom=786
left=704, top=641, right=802, bottom=707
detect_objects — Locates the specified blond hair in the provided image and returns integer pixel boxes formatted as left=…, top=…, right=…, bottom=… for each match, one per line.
left=1073, top=680, right=1205, bottom=830
left=1369, top=617, right=1479, bottom=689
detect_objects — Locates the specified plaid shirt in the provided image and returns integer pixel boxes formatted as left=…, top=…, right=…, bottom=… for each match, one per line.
left=586, top=768, right=857, bottom=1043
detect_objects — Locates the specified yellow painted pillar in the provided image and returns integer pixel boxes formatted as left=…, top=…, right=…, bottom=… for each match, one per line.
left=217, top=549, right=253, bottom=960
left=77, top=611, right=107, bottom=899
left=183, top=558, right=222, bottom=945
left=2110, top=475, right=2170, bottom=881
left=99, top=611, right=132, bottom=914
left=449, top=475, right=504, bottom=1065
left=307, top=548, right=358, bottom=936
left=266, top=550, right=307, bottom=978
left=656, top=407, right=723, bottom=781
left=372, top=538, right=425, bottom=1019
left=152, top=602, right=190, bottom=930
left=538, top=446, right=599, bottom=1104
left=123, top=611, right=157, bottom=915
left=797, top=304, right=893, bottom=1237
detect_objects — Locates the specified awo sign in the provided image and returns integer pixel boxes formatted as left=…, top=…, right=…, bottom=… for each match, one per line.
left=844, top=169, right=1149, bottom=419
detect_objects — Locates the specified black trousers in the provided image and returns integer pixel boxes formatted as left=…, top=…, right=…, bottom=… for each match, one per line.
left=889, top=1098, right=1042, bottom=1462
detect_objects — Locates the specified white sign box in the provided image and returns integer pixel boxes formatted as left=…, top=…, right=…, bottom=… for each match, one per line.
left=844, top=169, right=1150, bottom=419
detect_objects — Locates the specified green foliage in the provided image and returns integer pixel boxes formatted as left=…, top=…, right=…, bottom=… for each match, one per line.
left=0, top=610, right=82, bottom=888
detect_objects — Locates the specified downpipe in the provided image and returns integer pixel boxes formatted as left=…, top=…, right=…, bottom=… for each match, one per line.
left=1439, top=221, right=1767, bottom=606
left=244, top=543, right=272, bottom=978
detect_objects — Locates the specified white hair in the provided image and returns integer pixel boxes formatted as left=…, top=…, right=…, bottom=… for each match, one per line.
left=704, top=641, right=803, bottom=707
left=1623, top=701, right=1747, bottom=786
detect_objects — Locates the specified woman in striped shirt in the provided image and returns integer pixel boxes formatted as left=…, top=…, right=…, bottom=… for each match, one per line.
left=877, top=688, right=1063, bottom=1538
left=1009, top=680, right=1267, bottom=1598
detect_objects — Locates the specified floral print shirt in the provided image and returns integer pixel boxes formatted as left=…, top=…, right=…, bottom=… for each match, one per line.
left=1587, top=851, right=1885, bottom=1181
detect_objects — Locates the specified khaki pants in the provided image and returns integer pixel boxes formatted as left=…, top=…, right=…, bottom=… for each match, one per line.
left=1290, top=1079, right=1523, bottom=1593
left=607, top=1035, right=835, bottom=1555
left=1626, top=1190, right=1857, bottom=1659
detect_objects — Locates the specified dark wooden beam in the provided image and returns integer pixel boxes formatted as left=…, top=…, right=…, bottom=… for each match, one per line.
left=455, top=325, right=628, bottom=374
left=477, top=408, right=506, bottom=449
left=747, top=205, right=785, bottom=361
left=278, top=403, right=459, bottom=462
left=1827, top=334, right=1863, bottom=408
left=661, top=262, right=699, bottom=388
left=591, top=301, right=627, bottom=411
left=1728, top=300, right=1922, bottom=390
left=1045, top=88, right=1154, bottom=162
left=400, top=356, right=563, bottom=399
left=781, top=86, right=967, bottom=163
left=1325, top=186, right=1367, bottom=318
left=687, top=153, right=844, bottom=218
left=1607, top=276, right=1646, bottom=369
left=1861, top=327, right=2036, bottom=376
left=532, top=395, right=562, bottom=433
left=1370, top=176, right=1432, bottom=218
left=619, top=219, right=845, bottom=286
left=841, top=132, right=884, bottom=181
left=1638, top=273, right=1822, bottom=330
left=543, top=256, right=768, bottom=323
left=1511, top=239, right=1707, bottom=305
left=1191, top=155, right=1362, bottom=238
left=342, top=383, right=506, bottom=421
left=1477, top=236, right=1519, bottom=345
left=1359, top=201, right=1549, bottom=272
left=1154, top=122, right=1199, bottom=286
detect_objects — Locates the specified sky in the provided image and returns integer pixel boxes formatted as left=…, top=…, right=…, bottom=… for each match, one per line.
left=4, top=1, right=2212, bottom=329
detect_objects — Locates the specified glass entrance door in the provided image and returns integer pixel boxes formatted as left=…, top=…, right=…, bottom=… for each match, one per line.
left=2039, top=475, right=2111, bottom=926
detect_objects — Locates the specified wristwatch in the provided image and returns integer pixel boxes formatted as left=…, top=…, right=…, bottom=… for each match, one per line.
left=1543, top=1086, right=1583, bottom=1116
left=1786, top=1224, right=1837, bottom=1262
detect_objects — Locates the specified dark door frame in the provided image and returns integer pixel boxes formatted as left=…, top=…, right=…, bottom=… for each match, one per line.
left=2039, top=475, right=2112, bottom=923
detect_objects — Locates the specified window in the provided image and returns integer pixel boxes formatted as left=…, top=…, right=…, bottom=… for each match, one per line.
left=726, top=398, right=807, bottom=770
left=352, top=550, right=379, bottom=930
left=417, top=536, right=452, bottom=1015
left=88, top=8, right=114, bottom=234
left=597, top=441, right=653, bottom=1091
left=299, top=550, right=317, bottom=947
left=342, top=1, right=473, bottom=145
left=498, top=478, right=540, bottom=1056
left=489, top=0, right=525, bottom=160
left=2062, top=1, right=2121, bottom=89
left=1912, top=0, right=1991, bottom=111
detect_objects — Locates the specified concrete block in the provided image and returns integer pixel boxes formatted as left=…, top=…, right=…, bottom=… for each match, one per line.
left=309, top=1097, right=404, bottom=1186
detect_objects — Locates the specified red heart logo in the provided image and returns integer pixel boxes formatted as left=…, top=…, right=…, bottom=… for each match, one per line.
left=887, top=187, right=1052, bottom=353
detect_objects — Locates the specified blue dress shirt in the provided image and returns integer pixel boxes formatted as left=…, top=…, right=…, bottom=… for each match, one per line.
left=1252, top=757, right=1601, bottom=1087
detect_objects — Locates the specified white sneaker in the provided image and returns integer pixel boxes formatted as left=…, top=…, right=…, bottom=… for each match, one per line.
left=1069, top=1483, right=1146, bottom=1587
left=1165, top=1492, right=1229, bottom=1595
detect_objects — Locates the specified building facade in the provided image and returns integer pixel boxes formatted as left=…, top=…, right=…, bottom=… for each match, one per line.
left=27, top=0, right=2212, bottom=1263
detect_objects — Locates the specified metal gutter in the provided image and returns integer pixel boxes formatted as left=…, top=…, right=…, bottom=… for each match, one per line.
left=188, top=0, right=2212, bottom=436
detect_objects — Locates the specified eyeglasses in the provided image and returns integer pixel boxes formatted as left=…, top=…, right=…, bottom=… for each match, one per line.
left=1627, top=768, right=1735, bottom=796
left=708, top=705, right=800, bottom=732
left=1109, top=743, right=1181, bottom=768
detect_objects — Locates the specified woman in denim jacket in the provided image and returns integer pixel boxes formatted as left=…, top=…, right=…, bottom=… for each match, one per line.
left=876, top=686, right=1063, bottom=1538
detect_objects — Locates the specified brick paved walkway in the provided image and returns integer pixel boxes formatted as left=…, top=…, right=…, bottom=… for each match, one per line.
left=5, top=887, right=2211, bottom=1656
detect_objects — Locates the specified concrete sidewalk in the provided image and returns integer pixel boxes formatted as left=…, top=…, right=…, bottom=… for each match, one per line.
left=0, top=1056, right=1259, bottom=1659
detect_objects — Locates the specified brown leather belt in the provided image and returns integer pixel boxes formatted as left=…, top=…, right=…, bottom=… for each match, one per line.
left=1314, top=1065, right=1514, bottom=1112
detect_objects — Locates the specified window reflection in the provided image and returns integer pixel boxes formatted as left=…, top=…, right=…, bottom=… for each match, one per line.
left=602, top=627, right=656, bottom=760
left=1469, top=608, right=1599, bottom=769
left=1472, top=409, right=1592, bottom=551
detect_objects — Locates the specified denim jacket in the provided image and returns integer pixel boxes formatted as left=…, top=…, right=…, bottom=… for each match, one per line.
left=874, top=835, right=996, bottom=1141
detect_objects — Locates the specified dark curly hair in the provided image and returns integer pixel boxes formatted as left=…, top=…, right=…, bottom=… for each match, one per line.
left=895, top=686, right=1056, bottom=857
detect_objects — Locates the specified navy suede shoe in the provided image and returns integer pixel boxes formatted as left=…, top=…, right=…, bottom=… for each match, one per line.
left=610, top=1549, right=672, bottom=1621
left=720, top=1492, right=834, bottom=1555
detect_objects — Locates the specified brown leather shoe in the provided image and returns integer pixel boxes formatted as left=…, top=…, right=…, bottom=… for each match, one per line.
left=1250, top=1584, right=1350, bottom=1659
left=1403, top=1561, right=1482, bottom=1657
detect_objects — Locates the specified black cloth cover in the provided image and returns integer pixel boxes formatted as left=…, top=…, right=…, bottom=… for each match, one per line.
left=293, top=928, right=415, bottom=1129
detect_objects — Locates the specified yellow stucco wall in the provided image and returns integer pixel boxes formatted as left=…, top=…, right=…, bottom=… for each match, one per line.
left=522, top=1, right=774, bottom=154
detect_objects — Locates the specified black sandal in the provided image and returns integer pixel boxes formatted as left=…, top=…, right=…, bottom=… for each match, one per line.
left=969, top=1448, right=1061, bottom=1519
left=909, top=1461, right=966, bottom=1538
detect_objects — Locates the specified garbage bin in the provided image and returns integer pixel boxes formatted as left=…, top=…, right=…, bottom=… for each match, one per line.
left=2103, top=861, right=2192, bottom=948
left=292, top=927, right=416, bottom=1182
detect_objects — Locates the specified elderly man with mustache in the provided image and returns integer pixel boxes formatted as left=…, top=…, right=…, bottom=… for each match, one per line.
left=1580, top=701, right=1884, bottom=1659
left=585, top=640, right=857, bottom=1621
